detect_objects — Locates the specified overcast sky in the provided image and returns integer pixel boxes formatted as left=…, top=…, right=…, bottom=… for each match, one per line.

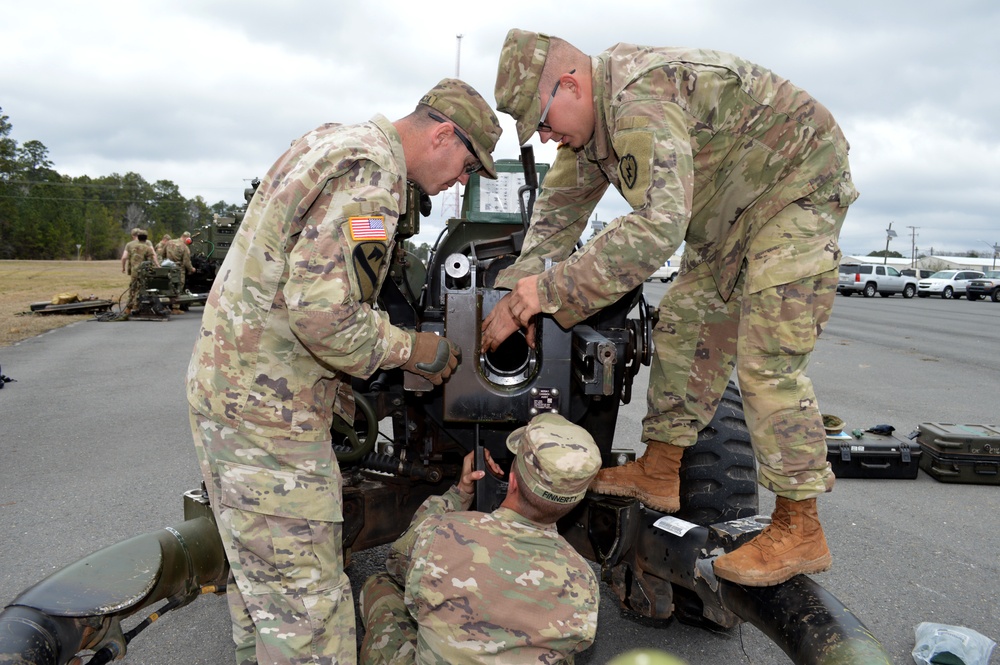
left=3, top=1, right=998, bottom=258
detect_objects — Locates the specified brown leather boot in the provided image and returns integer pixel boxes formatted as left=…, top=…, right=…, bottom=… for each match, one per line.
left=713, top=496, right=831, bottom=586
left=589, top=441, right=683, bottom=512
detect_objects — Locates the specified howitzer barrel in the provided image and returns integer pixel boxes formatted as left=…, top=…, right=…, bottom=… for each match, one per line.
left=0, top=512, right=227, bottom=665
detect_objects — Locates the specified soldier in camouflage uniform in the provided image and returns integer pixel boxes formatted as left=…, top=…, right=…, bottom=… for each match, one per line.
left=122, top=228, right=157, bottom=312
left=187, top=79, right=501, bottom=665
left=155, top=233, right=172, bottom=262
left=121, top=227, right=159, bottom=273
left=164, top=231, right=195, bottom=292
left=483, top=30, right=859, bottom=587
left=359, top=413, right=601, bottom=664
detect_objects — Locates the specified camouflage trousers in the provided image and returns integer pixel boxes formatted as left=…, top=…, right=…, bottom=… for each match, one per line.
left=189, top=409, right=356, bottom=665
left=643, top=262, right=839, bottom=500
left=127, top=274, right=144, bottom=312
left=358, top=572, right=417, bottom=665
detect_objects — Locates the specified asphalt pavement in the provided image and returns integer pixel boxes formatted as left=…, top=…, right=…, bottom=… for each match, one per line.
left=0, top=289, right=997, bottom=664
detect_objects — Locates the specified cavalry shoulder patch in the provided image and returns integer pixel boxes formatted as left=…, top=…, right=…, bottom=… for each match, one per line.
left=351, top=241, right=388, bottom=304
left=349, top=216, right=387, bottom=241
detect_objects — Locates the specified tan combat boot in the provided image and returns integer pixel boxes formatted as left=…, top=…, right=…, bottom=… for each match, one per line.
left=713, top=496, right=831, bottom=586
left=589, top=441, right=684, bottom=512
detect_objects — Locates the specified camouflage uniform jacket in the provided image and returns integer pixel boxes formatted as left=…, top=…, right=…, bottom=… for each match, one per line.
left=496, top=44, right=858, bottom=327
left=125, top=239, right=156, bottom=275
left=385, top=486, right=598, bottom=664
left=187, top=115, right=412, bottom=440
left=155, top=240, right=171, bottom=263
left=164, top=239, right=193, bottom=271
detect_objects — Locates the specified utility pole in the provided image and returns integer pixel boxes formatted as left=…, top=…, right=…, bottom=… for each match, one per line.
left=883, top=222, right=897, bottom=265
left=979, top=239, right=999, bottom=271
left=907, top=226, right=919, bottom=268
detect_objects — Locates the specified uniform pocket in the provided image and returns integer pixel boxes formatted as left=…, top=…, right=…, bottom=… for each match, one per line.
left=219, top=461, right=343, bottom=595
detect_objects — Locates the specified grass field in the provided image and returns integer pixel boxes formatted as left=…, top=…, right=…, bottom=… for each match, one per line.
left=0, top=260, right=131, bottom=347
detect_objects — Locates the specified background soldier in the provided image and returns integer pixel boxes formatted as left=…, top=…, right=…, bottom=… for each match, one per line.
left=155, top=233, right=172, bottom=262
left=484, top=29, right=859, bottom=587
left=123, top=228, right=156, bottom=312
left=121, top=227, right=159, bottom=274
left=360, top=413, right=601, bottom=664
left=187, top=78, right=500, bottom=665
left=164, top=231, right=194, bottom=292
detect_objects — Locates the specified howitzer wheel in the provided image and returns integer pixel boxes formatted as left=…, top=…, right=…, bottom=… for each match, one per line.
left=671, top=381, right=757, bottom=630
left=675, top=381, right=758, bottom=525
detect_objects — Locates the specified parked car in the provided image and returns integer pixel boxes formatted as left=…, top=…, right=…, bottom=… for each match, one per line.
left=837, top=263, right=918, bottom=298
left=965, top=270, right=1000, bottom=302
left=900, top=268, right=935, bottom=279
left=916, top=270, right=986, bottom=299
left=648, top=260, right=680, bottom=283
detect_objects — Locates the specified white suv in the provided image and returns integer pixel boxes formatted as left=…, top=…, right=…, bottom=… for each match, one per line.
left=838, top=263, right=918, bottom=298
left=917, top=270, right=985, bottom=299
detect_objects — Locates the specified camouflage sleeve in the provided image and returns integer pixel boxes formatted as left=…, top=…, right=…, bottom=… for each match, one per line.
left=493, top=145, right=609, bottom=290
left=536, top=99, right=692, bottom=328
left=384, top=485, right=472, bottom=584
left=284, top=172, right=412, bottom=378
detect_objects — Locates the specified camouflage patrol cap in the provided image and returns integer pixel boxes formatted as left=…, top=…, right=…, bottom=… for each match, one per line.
left=494, top=29, right=551, bottom=145
left=507, top=413, right=601, bottom=506
left=420, top=78, right=502, bottom=179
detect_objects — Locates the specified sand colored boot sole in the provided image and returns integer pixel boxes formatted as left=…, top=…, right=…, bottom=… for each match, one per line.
left=589, top=441, right=684, bottom=513
left=713, top=496, right=831, bottom=586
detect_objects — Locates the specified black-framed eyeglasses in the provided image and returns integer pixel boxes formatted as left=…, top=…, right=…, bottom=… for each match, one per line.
left=428, top=112, right=481, bottom=175
left=538, top=68, right=575, bottom=133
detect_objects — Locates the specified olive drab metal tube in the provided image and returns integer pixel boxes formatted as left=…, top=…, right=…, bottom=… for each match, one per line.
left=718, top=577, right=893, bottom=665
left=0, top=511, right=227, bottom=665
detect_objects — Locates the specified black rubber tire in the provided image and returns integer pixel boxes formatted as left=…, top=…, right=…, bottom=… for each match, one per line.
left=992, top=289, right=1000, bottom=303
left=878, top=291, right=891, bottom=297
left=942, top=286, right=954, bottom=299
left=840, top=290, right=852, bottom=297
left=863, top=283, right=877, bottom=298
left=903, top=284, right=916, bottom=298
left=968, top=293, right=981, bottom=301
left=670, top=382, right=758, bottom=631
left=675, top=381, right=758, bottom=525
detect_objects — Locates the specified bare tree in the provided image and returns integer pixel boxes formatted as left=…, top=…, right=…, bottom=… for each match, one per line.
left=123, top=203, right=147, bottom=231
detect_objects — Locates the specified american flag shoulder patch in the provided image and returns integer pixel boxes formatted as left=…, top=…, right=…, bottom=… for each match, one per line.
left=349, top=216, right=387, bottom=241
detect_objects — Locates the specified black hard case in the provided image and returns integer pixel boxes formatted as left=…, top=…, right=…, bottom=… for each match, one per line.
left=826, top=433, right=921, bottom=479
left=919, top=447, right=1000, bottom=485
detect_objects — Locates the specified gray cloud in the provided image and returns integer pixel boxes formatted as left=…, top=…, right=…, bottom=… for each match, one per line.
left=3, top=0, right=997, bottom=257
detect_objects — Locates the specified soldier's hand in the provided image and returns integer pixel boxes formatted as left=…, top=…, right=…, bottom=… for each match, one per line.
left=507, top=274, right=542, bottom=325
left=402, top=331, right=461, bottom=385
left=481, top=294, right=519, bottom=352
left=458, top=449, right=503, bottom=494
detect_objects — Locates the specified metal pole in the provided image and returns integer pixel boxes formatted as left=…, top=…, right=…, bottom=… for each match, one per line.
left=978, top=240, right=998, bottom=271
left=883, top=222, right=896, bottom=265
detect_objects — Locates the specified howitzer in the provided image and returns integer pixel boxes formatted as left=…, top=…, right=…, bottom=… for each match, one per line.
left=0, top=149, right=891, bottom=664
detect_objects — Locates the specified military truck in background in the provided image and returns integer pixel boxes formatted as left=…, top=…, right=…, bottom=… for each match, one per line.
left=184, top=178, right=261, bottom=299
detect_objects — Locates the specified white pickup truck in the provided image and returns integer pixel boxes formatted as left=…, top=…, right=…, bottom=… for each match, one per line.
left=838, top=263, right=918, bottom=298
left=648, top=257, right=682, bottom=283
